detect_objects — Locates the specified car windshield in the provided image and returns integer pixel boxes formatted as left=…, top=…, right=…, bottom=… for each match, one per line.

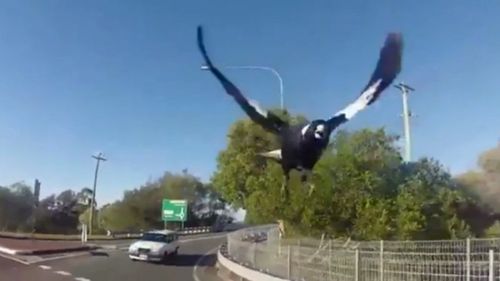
left=140, top=233, right=166, bottom=242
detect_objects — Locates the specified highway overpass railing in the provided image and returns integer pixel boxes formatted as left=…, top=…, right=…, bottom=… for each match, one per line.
left=222, top=224, right=500, bottom=281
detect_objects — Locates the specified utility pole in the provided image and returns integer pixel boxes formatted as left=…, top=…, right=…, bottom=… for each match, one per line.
left=89, top=152, right=106, bottom=236
left=31, top=179, right=41, bottom=235
left=394, top=82, right=415, bottom=162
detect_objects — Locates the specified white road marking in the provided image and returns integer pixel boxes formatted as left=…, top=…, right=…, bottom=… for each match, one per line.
left=0, top=252, right=30, bottom=265
left=55, top=270, right=72, bottom=276
left=29, top=251, right=91, bottom=264
left=74, top=277, right=91, bottom=281
left=0, top=232, right=226, bottom=266
left=193, top=246, right=220, bottom=281
left=0, top=245, right=19, bottom=255
left=38, top=265, right=51, bottom=270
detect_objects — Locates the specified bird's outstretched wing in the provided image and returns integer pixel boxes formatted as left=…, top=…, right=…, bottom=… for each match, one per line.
left=197, top=26, right=286, bottom=134
left=326, top=33, right=403, bottom=130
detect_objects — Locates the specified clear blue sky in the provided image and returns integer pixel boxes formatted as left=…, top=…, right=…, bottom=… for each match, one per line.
left=1, top=1, right=499, bottom=205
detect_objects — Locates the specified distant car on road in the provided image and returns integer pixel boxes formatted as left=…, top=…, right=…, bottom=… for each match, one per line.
left=128, top=229, right=179, bottom=263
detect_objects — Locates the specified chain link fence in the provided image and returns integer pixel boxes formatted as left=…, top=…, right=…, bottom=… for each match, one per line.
left=226, top=225, right=500, bottom=281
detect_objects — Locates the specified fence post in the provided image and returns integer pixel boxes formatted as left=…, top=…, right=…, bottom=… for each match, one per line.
left=329, top=240, right=332, bottom=281
left=466, top=238, right=471, bottom=281
left=380, top=240, right=384, bottom=281
left=489, top=249, right=494, bottom=281
left=355, top=249, right=360, bottom=281
left=278, top=231, right=282, bottom=257
left=252, top=243, right=257, bottom=267
left=287, top=246, right=291, bottom=279
left=297, top=241, right=301, bottom=280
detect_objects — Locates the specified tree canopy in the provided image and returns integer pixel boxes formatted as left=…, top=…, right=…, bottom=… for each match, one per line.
left=93, top=170, right=225, bottom=232
left=456, top=143, right=500, bottom=210
left=0, top=170, right=225, bottom=234
left=211, top=111, right=497, bottom=240
left=2, top=109, right=497, bottom=239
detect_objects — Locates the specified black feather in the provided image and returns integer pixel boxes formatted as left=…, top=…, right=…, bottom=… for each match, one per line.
left=364, top=32, right=403, bottom=105
left=198, top=26, right=403, bottom=198
left=197, top=25, right=286, bottom=134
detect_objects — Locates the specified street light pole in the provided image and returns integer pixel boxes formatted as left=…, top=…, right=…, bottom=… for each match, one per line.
left=201, top=65, right=284, bottom=110
left=394, top=82, right=415, bottom=162
left=89, top=152, right=106, bottom=236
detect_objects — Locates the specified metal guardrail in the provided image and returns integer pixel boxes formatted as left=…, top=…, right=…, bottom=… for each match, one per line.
left=178, top=226, right=212, bottom=235
left=226, top=225, right=500, bottom=281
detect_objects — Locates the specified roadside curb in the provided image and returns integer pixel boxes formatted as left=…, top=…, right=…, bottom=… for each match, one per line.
left=0, top=244, right=100, bottom=256
left=0, top=245, right=17, bottom=255
left=217, top=247, right=289, bottom=281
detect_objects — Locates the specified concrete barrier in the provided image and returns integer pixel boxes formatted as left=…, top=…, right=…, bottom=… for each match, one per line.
left=217, top=246, right=289, bottom=281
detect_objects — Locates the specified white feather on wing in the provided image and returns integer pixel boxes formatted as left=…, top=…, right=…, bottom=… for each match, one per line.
left=333, top=79, right=382, bottom=120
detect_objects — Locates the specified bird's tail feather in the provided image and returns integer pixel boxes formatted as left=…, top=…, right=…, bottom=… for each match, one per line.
left=258, top=149, right=282, bottom=163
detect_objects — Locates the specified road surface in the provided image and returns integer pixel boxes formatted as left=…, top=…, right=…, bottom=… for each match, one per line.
left=0, top=235, right=225, bottom=281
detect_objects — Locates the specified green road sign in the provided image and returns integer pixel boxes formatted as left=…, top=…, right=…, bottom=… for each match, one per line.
left=162, top=199, right=187, bottom=222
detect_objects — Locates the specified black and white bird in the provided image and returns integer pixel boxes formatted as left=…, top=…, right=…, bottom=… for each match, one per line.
left=197, top=26, right=403, bottom=197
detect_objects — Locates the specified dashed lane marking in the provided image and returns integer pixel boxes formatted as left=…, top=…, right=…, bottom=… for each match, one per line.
left=74, top=277, right=91, bottom=281
left=38, top=265, right=51, bottom=270
left=55, top=270, right=72, bottom=276
left=28, top=251, right=92, bottom=264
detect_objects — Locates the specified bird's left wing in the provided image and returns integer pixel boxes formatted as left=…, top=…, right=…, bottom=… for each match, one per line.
left=197, top=26, right=286, bottom=134
left=326, top=33, right=403, bottom=130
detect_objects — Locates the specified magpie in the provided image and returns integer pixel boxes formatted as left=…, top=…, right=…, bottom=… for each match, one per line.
left=197, top=26, right=403, bottom=198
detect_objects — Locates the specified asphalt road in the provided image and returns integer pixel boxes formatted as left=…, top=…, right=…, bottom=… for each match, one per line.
left=0, top=234, right=226, bottom=281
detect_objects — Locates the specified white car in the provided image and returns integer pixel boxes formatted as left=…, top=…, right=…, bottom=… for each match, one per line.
left=128, top=230, right=179, bottom=262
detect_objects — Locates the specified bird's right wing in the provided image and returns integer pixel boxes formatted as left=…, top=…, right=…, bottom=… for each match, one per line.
left=197, top=26, right=286, bottom=134
left=326, top=33, right=403, bottom=130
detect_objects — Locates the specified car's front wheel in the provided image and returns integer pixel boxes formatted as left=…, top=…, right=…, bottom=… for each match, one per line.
left=161, top=251, right=170, bottom=263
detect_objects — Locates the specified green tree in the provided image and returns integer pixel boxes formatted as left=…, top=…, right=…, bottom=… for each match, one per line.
left=98, top=170, right=225, bottom=232
left=485, top=221, right=500, bottom=238
left=454, top=143, right=500, bottom=236
left=211, top=110, right=307, bottom=223
left=211, top=112, right=488, bottom=240
left=0, top=182, right=34, bottom=231
left=456, top=143, right=500, bottom=211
